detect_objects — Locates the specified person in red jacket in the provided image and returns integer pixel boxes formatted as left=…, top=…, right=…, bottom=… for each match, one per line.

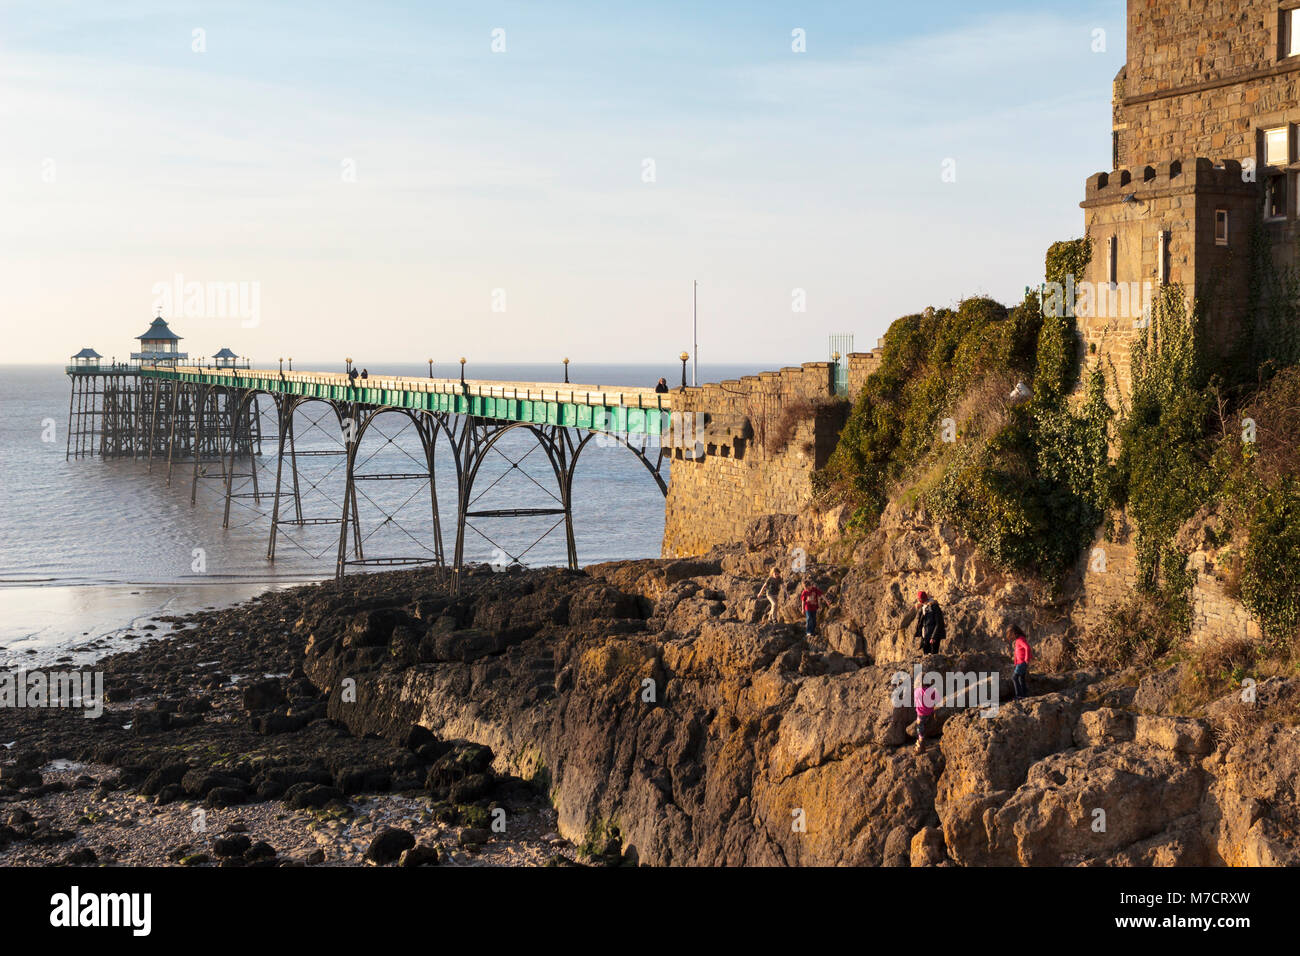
left=1007, top=624, right=1032, bottom=700
left=798, top=578, right=828, bottom=636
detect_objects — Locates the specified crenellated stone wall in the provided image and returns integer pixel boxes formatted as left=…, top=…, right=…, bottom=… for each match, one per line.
left=661, top=362, right=849, bottom=557
left=1078, top=158, right=1259, bottom=405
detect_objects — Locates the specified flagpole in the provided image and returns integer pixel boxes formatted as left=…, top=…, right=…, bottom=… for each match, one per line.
left=692, top=279, right=698, bottom=386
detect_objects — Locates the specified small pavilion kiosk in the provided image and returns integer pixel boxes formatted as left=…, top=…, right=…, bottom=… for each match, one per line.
left=131, top=317, right=187, bottom=367
left=69, top=347, right=102, bottom=371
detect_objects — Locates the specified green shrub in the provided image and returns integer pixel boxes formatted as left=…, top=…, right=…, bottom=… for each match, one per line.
left=824, top=295, right=1040, bottom=519
left=1239, top=477, right=1300, bottom=648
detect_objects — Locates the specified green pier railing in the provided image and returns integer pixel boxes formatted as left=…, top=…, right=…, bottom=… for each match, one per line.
left=140, top=365, right=675, bottom=437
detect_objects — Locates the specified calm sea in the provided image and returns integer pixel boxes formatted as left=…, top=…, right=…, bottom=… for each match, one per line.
left=0, top=361, right=767, bottom=663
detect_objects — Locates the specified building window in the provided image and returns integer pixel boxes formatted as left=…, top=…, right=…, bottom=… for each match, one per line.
left=1265, top=126, right=1290, bottom=167
left=1215, top=210, right=1229, bottom=245
left=1284, top=9, right=1300, bottom=58
left=1267, top=174, right=1289, bottom=219
left=1158, top=229, right=1171, bottom=281
left=1107, top=235, right=1118, bottom=287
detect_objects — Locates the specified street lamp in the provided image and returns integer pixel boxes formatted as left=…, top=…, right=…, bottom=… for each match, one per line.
left=679, top=351, right=690, bottom=390
left=563, top=357, right=570, bottom=384
left=460, top=357, right=467, bottom=385
left=346, top=356, right=353, bottom=375
left=278, top=357, right=284, bottom=374
left=288, top=357, right=293, bottom=371
left=427, top=358, right=434, bottom=378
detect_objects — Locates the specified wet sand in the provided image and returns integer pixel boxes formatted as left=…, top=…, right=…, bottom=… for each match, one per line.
left=0, top=580, right=319, bottom=668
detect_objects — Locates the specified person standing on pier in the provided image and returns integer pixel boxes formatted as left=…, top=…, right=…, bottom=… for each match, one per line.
left=655, top=377, right=669, bottom=393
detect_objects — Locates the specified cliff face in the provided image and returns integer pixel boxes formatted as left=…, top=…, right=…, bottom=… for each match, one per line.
left=299, top=507, right=1300, bottom=866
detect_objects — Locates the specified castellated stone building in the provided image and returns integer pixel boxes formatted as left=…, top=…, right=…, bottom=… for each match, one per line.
left=1080, top=0, right=1300, bottom=400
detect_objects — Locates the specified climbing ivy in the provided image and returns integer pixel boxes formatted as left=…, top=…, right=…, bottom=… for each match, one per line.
left=1238, top=477, right=1300, bottom=647
left=1113, top=285, right=1218, bottom=590
left=1036, top=238, right=1093, bottom=405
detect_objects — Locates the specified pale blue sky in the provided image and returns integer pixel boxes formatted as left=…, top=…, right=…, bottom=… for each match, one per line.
left=0, top=0, right=1125, bottom=367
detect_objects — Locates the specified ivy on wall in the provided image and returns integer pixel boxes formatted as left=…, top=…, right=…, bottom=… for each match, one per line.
left=823, top=234, right=1300, bottom=651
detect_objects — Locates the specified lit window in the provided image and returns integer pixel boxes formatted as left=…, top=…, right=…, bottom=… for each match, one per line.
left=1215, top=210, right=1229, bottom=246
left=1265, top=126, right=1289, bottom=166
left=1287, top=9, right=1300, bottom=58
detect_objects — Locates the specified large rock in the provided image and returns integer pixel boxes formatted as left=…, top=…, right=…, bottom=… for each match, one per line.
left=936, top=693, right=1083, bottom=808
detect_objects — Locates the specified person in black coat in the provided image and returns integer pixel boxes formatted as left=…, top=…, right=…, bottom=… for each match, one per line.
left=914, top=590, right=946, bottom=654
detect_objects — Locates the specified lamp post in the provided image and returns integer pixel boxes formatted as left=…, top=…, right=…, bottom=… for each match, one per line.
left=460, top=357, right=467, bottom=385
left=679, top=351, right=690, bottom=390
left=563, top=357, right=570, bottom=384
left=278, top=357, right=284, bottom=374
left=346, top=356, right=353, bottom=375
left=288, top=357, right=293, bottom=371
left=427, top=358, right=434, bottom=378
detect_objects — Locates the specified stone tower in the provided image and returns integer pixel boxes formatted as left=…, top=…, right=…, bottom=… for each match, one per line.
left=1079, top=0, right=1300, bottom=400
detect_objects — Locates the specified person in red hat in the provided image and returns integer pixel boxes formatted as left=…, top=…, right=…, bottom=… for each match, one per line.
left=914, top=590, right=946, bottom=654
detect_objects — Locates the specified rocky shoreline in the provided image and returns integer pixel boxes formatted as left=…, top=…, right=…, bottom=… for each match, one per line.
left=3, top=507, right=1298, bottom=866
left=0, top=570, right=581, bottom=867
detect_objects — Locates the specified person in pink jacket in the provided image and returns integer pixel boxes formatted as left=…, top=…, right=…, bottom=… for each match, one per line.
left=1008, top=624, right=1032, bottom=700
left=913, top=676, right=939, bottom=754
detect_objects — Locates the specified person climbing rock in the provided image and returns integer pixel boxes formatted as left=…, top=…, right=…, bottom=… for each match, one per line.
left=760, top=567, right=783, bottom=624
left=1007, top=624, right=1032, bottom=700
left=914, top=590, right=946, bottom=654
left=798, top=577, right=827, bottom=637
left=913, top=674, right=939, bottom=754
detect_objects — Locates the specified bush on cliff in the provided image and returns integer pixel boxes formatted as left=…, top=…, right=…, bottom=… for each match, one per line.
left=823, top=239, right=1300, bottom=652
left=823, top=246, right=1112, bottom=586
left=824, top=295, right=1042, bottom=522
left=930, top=366, right=1111, bottom=581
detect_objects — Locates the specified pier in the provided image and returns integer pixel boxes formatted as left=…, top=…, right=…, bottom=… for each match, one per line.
left=67, top=345, right=676, bottom=585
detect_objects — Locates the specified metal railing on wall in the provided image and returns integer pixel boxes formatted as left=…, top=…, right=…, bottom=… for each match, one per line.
left=828, top=333, right=854, bottom=397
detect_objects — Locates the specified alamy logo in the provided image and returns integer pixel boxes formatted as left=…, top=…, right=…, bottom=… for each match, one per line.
left=150, top=272, right=261, bottom=328
left=49, top=886, right=152, bottom=936
left=0, top=669, right=104, bottom=718
left=1042, top=275, right=1155, bottom=322
left=890, top=664, right=1000, bottom=717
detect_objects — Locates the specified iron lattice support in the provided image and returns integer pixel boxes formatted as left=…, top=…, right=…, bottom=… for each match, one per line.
left=446, top=418, right=666, bottom=591
left=333, top=404, right=450, bottom=579
left=67, top=369, right=669, bottom=587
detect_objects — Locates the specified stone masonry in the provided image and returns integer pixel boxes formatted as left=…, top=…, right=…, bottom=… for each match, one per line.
left=1080, top=0, right=1300, bottom=403
left=661, top=362, right=849, bottom=557
left=1079, top=159, right=1258, bottom=404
